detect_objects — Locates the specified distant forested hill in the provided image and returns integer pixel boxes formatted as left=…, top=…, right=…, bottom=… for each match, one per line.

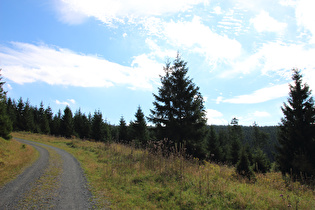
left=212, top=125, right=279, bottom=162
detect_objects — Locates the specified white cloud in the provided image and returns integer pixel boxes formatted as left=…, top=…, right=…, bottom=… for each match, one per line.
left=0, top=42, right=163, bottom=90
left=161, top=16, right=242, bottom=64
left=145, top=38, right=177, bottom=59
left=55, top=100, right=70, bottom=106
left=221, top=41, right=315, bottom=82
left=250, top=10, right=287, bottom=33
left=213, top=6, right=222, bottom=14
left=223, top=84, right=289, bottom=104
left=55, top=0, right=209, bottom=25
left=123, top=33, right=127, bottom=38
left=253, top=111, right=271, bottom=117
left=215, top=96, right=223, bottom=104
left=5, top=84, right=12, bottom=91
left=206, top=109, right=228, bottom=125
left=68, top=99, right=76, bottom=104
left=295, top=0, right=315, bottom=43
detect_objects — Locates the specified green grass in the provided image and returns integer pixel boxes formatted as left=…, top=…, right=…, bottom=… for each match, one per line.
left=12, top=132, right=315, bottom=209
left=0, top=137, right=38, bottom=187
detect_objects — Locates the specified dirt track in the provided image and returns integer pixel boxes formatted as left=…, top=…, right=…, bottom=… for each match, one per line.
left=0, top=138, right=94, bottom=209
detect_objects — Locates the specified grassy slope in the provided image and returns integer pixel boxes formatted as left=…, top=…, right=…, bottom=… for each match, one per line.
left=12, top=132, right=315, bottom=209
left=0, top=137, right=38, bottom=187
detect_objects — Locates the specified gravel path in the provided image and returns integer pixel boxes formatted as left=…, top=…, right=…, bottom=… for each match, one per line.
left=0, top=138, right=94, bottom=209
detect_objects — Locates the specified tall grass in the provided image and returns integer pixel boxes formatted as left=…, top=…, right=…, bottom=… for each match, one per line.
left=12, top=132, right=315, bottom=209
left=0, top=137, right=38, bottom=186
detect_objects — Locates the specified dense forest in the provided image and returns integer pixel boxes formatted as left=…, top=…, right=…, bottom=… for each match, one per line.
left=0, top=56, right=314, bottom=181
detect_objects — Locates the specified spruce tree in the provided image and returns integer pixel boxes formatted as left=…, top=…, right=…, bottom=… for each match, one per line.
left=23, top=99, right=35, bottom=132
left=103, top=121, right=112, bottom=142
left=149, top=54, right=207, bottom=158
left=6, top=98, right=17, bottom=130
left=91, top=110, right=104, bottom=141
left=206, top=126, right=223, bottom=162
left=119, top=116, right=129, bottom=143
left=16, top=97, right=25, bottom=131
left=51, top=109, right=62, bottom=136
left=236, top=147, right=254, bottom=179
left=252, top=122, right=268, bottom=149
left=229, top=118, right=242, bottom=165
left=39, top=101, right=50, bottom=134
left=60, top=106, right=74, bottom=138
left=0, top=70, right=12, bottom=139
left=277, top=69, right=315, bottom=179
left=252, top=148, right=270, bottom=173
left=131, top=106, right=149, bottom=147
left=74, top=109, right=84, bottom=138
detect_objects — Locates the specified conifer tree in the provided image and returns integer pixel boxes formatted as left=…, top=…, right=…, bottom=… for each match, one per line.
left=6, top=98, right=17, bottom=130
left=16, top=97, right=25, bottom=131
left=51, top=109, right=62, bottom=136
left=252, top=148, right=270, bottom=173
left=91, top=110, right=104, bottom=141
left=39, top=101, right=50, bottom=134
left=80, top=113, right=91, bottom=139
left=252, top=122, right=268, bottom=149
left=149, top=54, right=207, bottom=158
left=277, top=69, right=315, bottom=178
left=206, top=126, right=223, bottom=162
left=229, top=118, right=242, bottom=165
left=103, top=121, right=112, bottom=142
left=74, top=109, right=84, bottom=138
left=118, top=116, right=129, bottom=143
left=60, top=106, right=74, bottom=138
left=23, top=99, right=35, bottom=132
left=236, top=147, right=254, bottom=179
left=131, top=106, right=149, bottom=147
left=45, top=106, right=53, bottom=133
left=0, top=70, right=12, bottom=139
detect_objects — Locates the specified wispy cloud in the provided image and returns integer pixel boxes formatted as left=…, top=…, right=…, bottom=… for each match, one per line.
left=159, top=16, right=242, bottom=64
left=54, top=0, right=209, bottom=25
left=0, top=42, right=163, bottom=90
left=223, top=84, right=289, bottom=104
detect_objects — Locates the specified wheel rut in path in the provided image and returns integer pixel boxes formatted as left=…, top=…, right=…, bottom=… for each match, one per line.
left=0, top=138, right=94, bottom=209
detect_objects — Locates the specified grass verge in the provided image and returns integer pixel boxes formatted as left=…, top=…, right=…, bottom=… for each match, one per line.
left=0, top=137, right=38, bottom=187
left=12, top=132, right=315, bottom=209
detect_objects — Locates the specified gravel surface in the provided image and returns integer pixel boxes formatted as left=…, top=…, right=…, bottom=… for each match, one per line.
left=0, top=138, right=94, bottom=209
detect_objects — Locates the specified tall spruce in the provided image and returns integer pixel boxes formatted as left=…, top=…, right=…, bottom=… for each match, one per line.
left=0, top=70, right=12, bottom=139
left=277, top=69, right=315, bottom=178
left=149, top=54, right=207, bottom=158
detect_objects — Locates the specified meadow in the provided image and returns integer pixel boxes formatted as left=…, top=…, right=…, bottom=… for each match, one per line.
left=11, top=132, right=315, bottom=209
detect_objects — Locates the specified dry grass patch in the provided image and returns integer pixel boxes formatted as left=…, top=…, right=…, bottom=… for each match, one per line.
left=0, top=137, right=38, bottom=187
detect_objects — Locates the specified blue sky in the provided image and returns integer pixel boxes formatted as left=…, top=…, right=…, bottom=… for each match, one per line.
left=1, top=0, right=315, bottom=126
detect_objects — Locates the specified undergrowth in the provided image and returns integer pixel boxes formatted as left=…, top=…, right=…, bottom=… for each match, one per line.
left=12, top=132, right=315, bottom=209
